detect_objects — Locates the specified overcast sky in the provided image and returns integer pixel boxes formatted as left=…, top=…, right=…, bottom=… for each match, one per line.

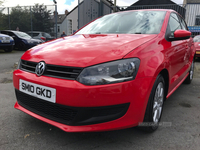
left=2, top=0, right=184, bottom=14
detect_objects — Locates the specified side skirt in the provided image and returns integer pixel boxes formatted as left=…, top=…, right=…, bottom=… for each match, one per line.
left=166, top=72, right=189, bottom=99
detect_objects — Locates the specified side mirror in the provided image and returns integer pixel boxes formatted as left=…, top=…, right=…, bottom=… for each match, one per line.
left=174, top=30, right=191, bottom=39
left=168, top=29, right=191, bottom=41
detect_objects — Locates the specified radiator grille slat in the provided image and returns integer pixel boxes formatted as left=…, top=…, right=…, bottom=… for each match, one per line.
left=20, top=60, right=83, bottom=80
left=16, top=90, right=78, bottom=124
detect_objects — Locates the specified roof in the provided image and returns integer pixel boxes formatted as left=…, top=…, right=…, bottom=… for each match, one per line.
left=185, top=0, right=200, bottom=3
left=124, top=0, right=185, bottom=18
left=1, top=30, right=25, bottom=34
left=50, top=14, right=67, bottom=24
left=66, top=1, right=83, bottom=16
left=0, top=33, right=11, bottom=37
left=50, top=0, right=115, bottom=24
left=101, top=0, right=114, bottom=6
left=128, top=0, right=178, bottom=6
left=65, top=0, right=115, bottom=17
left=27, top=31, right=46, bottom=33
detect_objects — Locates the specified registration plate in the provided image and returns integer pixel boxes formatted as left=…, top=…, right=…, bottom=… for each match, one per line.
left=19, top=79, right=56, bottom=103
left=1, top=40, right=10, bottom=43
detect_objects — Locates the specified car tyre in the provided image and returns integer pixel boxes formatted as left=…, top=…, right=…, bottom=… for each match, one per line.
left=184, top=59, right=194, bottom=84
left=139, top=74, right=165, bottom=132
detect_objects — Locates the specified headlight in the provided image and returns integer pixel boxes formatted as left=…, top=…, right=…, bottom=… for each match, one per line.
left=10, top=37, right=14, bottom=41
left=77, top=58, right=140, bottom=85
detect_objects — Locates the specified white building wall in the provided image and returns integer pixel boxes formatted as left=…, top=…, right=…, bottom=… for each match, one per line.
left=59, top=17, right=68, bottom=37
left=66, top=7, right=78, bottom=35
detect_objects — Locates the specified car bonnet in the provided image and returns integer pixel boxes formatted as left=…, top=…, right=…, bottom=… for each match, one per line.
left=22, top=34, right=157, bottom=67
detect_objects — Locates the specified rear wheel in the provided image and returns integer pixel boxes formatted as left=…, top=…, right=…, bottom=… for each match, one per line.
left=140, top=74, right=165, bottom=132
left=184, top=59, right=194, bottom=84
left=18, top=42, right=26, bottom=51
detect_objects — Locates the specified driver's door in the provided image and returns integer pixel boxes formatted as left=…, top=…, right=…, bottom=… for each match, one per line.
left=166, top=13, right=187, bottom=92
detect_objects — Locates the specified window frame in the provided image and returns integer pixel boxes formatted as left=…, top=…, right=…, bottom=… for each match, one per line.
left=165, top=12, right=188, bottom=41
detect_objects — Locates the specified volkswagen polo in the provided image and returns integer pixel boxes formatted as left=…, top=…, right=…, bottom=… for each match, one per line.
left=13, top=9, right=195, bottom=132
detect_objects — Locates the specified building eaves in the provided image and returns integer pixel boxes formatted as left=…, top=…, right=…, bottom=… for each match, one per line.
left=186, top=0, right=200, bottom=3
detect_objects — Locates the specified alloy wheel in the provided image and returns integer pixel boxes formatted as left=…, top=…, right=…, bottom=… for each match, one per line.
left=153, top=82, right=164, bottom=123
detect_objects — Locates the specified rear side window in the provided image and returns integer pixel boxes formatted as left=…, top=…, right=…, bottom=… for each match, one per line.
left=44, top=33, right=51, bottom=38
left=179, top=16, right=188, bottom=30
left=32, top=33, right=40, bottom=36
left=168, top=13, right=182, bottom=36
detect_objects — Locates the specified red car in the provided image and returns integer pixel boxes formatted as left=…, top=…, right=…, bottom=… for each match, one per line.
left=13, top=9, right=195, bottom=132
left=194, top=35, right=200, bottom=58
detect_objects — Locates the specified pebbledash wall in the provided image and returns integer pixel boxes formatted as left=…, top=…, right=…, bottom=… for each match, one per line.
left=66, top=7, right=78, bottom=36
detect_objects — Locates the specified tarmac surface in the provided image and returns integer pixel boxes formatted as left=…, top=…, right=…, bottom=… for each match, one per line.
left=0, top=50, right=200, bottom=150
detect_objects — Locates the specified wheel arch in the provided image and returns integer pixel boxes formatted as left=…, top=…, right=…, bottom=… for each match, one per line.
left=159, top=69, right=169, bottom=100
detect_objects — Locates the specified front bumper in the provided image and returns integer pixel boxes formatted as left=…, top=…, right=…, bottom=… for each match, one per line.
left=0, top=41, right=15, bottom=47
left=15, top=89, right=130, bottom=126
left=13, top=69, right=154, bottom=132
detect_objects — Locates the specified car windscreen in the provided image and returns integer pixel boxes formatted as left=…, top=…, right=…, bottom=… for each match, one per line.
left=15, top=31, right=32, bottom=39
left=76, top=11, right=166, bottom=35
left=193, top=36, right=200, bottom=42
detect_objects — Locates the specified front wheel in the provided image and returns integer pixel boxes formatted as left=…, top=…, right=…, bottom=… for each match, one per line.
left=140, top=74, right=165, bottom=132
left=184, top=59, right=194, bottom=84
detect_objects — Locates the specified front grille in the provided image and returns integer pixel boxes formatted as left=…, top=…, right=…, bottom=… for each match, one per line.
left=20, top=60, right=37, bottom=72
left=20, top=60, right=83, bottom=80
left=15, top=89, right=130, bottom=126
left=0, top=37, right=10, bottom=40
left=16, top=90, right=78, bottom=124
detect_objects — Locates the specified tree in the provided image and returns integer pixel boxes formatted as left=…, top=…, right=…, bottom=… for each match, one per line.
left=32, top=4, right=53, bottom=33
left=9, top=6, right=31, bottom=31
left=0, top=12, right=8, bottom=30
left=0, top=0, right=9, bottom=31
left=0, top=4, right=53, bottom=33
